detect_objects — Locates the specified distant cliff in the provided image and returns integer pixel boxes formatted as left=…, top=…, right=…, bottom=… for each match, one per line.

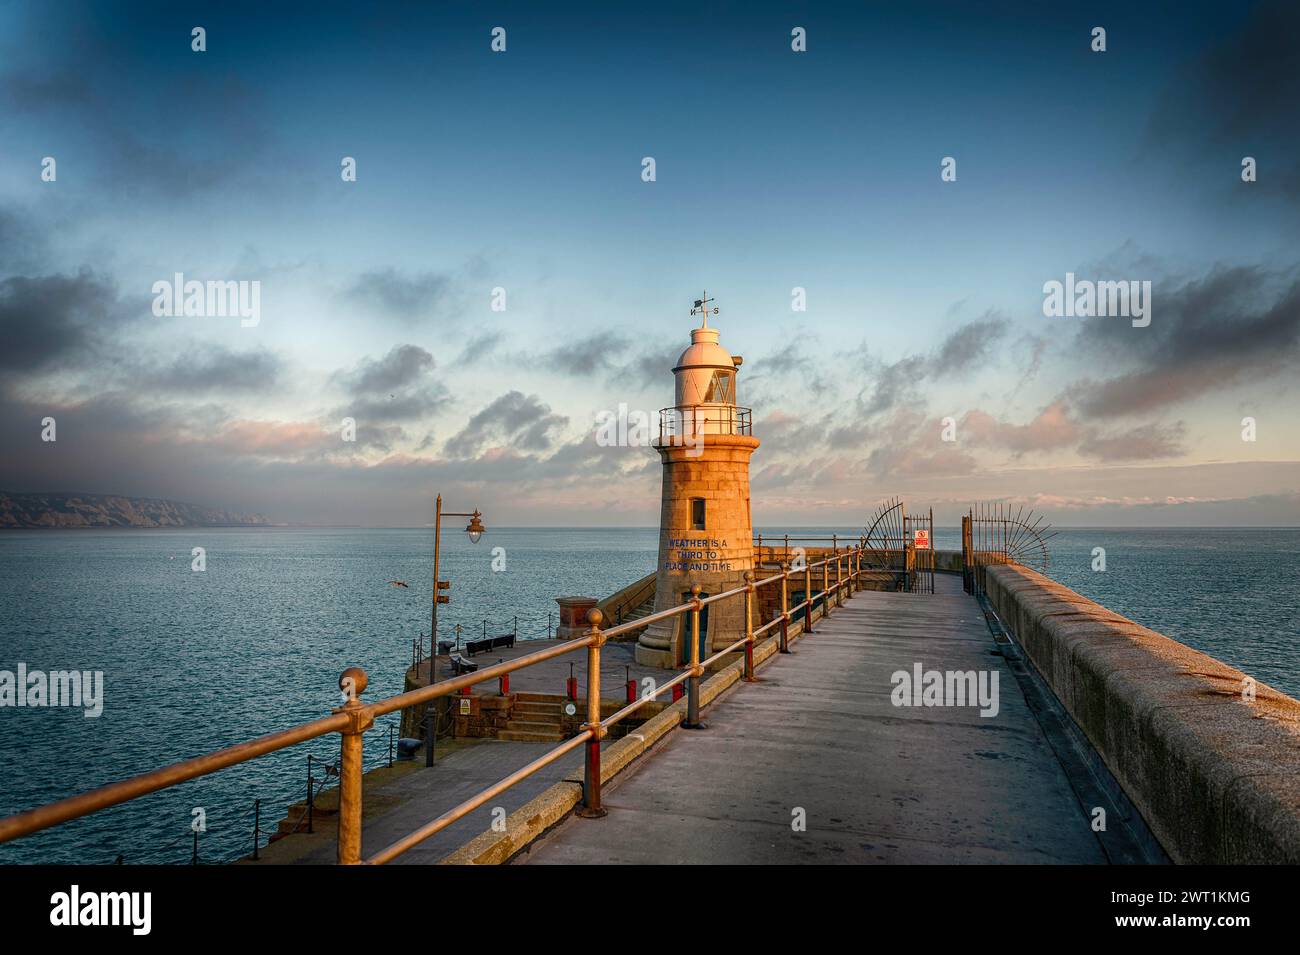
left=0, top=492, right=271, bottom=528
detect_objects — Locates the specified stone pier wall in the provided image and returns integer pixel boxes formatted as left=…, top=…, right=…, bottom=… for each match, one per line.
left=983, top=562, right=1300, bottom=864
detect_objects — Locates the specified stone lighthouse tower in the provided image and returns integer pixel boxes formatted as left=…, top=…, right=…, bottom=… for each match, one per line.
left=636, top=297, right=760, bottom=668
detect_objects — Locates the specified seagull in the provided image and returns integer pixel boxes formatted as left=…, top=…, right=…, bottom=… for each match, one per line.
left=388, top=580, right=409, bottom=588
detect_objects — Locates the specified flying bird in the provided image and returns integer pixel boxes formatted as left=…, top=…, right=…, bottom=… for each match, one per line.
left=388, top=580, right=409, bottom=588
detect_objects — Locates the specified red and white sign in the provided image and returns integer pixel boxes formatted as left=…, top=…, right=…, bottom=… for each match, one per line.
left=912, top=529, right=931, bottom=550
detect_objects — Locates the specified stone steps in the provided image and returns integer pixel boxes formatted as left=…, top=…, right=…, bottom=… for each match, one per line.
left=514, top=700, right=561, bottom=717
left=514, top=691, right=567, bottom=703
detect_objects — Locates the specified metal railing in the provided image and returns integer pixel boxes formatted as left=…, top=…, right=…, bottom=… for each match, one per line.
left=658, top=404, right=753, bottom=438
left=0, top=547, right=869, bottom=865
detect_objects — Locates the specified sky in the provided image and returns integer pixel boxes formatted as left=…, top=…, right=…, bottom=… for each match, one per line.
left=1, top=0, right=1298, bottom=527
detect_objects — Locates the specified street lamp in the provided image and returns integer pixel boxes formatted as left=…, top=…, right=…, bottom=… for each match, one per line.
left=426, top=494, right=486, bottom=767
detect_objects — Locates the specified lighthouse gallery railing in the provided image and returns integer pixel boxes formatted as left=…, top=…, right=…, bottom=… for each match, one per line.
left=0, top=547, right=868, bottom=864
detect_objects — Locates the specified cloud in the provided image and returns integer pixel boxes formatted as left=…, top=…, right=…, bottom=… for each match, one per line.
left=934, top=311, right=1007, bottom=374
left=1078, top=422, right=1187, bottom=462
left=458, top=330, right=504, bottom=366
left=345, top=269, right=454, bottom=320
left=0, top=268, right=136, bottom=377
left=332, top=344, right=448, bottom=422
left=1070, top=265, right=1300, bottom=418
left=962, top=400, right=1081, bottom=455
left=539, top=331, right=632, bottom=374
left=444, top=391, right=568, bottom=458
left=337, top=344, right=435, bottom=395
left=136, top=346, right=285, bottom=394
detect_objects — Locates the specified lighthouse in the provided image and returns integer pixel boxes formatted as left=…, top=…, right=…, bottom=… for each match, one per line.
left=636, top=296, right=760, bottom=668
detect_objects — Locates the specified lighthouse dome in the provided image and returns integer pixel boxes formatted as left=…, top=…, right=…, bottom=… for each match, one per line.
left=673, top=325, right=742, bottom=408
left=674, top=326, right=734, bottom=372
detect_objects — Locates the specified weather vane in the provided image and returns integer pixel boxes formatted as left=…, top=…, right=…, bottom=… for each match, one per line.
left=691, top=291, right=719, bottom=327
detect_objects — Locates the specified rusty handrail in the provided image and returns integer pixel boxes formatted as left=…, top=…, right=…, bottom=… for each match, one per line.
left=0, top=545, right=868, bottom=864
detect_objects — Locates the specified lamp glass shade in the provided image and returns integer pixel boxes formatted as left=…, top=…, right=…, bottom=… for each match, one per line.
left=465, top=513, right=485, bottom=543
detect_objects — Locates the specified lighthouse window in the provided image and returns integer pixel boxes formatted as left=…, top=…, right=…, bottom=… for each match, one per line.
left=691, top=498, right=706, bottom=530
left=703, top=370, right=733, bottom=404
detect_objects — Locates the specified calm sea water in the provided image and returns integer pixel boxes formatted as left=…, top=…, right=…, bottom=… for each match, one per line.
left=0, top=526, right=1296, bottom=864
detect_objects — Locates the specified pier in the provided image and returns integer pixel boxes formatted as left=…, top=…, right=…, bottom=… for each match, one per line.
left=518, top=575, right=1112, bottom=864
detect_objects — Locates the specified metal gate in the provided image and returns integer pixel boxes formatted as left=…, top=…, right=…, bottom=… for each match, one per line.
left=861, top=498, right=934, bottom=594
left=962, top=502, right=1056, bottom=595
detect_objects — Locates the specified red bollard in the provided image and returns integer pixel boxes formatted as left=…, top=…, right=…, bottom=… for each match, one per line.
left=672, top=683, right=685, bottom=702
left=626, top=679, right=637, bottom=704
left=499, top=673, right=510, bottom=696
left=566, top=676, right=578, bottom=700
left=459, top=686, right=471, bottom=696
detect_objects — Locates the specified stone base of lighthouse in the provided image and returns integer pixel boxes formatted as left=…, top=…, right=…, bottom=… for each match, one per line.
left=636, top=433, right=760, bottom=668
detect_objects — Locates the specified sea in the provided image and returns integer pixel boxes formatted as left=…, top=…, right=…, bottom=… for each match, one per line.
left=0, top=526, right=1296, bottom=865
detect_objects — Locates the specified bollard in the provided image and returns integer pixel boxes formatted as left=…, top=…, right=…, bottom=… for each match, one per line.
left=683, top=585, right=706, bottom=729
left=498, top=659, right=509, bottom=696
left=672, top=682, right=685, bottom=702
left=742, top=571, right=756, bottom=682
left=334, top=666, right=372, bottom=865
left=576, top=609, right=607, bottom=818
left=625, top=665, right=636, bottom=704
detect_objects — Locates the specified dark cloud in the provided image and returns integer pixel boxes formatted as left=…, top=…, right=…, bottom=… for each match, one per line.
left=345, top=269, right=454, bottom=320
left=136, top=346, right=284, bottom=394
left=540, top=331, right=632, bottom=374
left=332, top=345, right=447, bottom=422
left=444, top=391, right=568, bottom=458
left=337, top=344, right=436, bottom=395
left=0, top=268, right=135, bottom=376
left=934, top=312, right=1007, bottom=374
left=1070, top=265, right=1300, bottom=418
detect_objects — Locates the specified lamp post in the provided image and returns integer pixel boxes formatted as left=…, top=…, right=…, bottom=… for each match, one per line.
left=426, top=494, right=486, bottom=768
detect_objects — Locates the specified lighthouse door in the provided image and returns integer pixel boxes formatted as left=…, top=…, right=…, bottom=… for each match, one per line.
left=679, top=591, right=710, bottom=664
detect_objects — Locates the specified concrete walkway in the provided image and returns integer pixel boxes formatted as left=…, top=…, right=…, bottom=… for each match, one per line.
left=517, top=576, right=1109, bottom=864
left=253, top=739, right=583, bottom=865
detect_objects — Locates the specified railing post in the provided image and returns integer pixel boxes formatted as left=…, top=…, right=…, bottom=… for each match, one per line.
left=779, top=561, right=791, bottom=653
left=306, top=754, right=314, bottom=834
left=822, top=558, right=831, bottom=618
left=743, top=571, right=756, bottom=682
left=577, top=609, right=608, bottom=818
left=683, top=584, right=706, bottom=729
left=835, top=551, right=844, bottom=607
left=804, top=562, right=813, bottom=633
left=252, top=798, right=260, bottom=861
left=334, top=666, right=372, bottom=865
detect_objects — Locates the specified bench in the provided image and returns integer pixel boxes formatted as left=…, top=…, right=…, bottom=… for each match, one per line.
left=448, top=653, right=478, bottom=675
left=465, top=633, right=515, bottom=656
